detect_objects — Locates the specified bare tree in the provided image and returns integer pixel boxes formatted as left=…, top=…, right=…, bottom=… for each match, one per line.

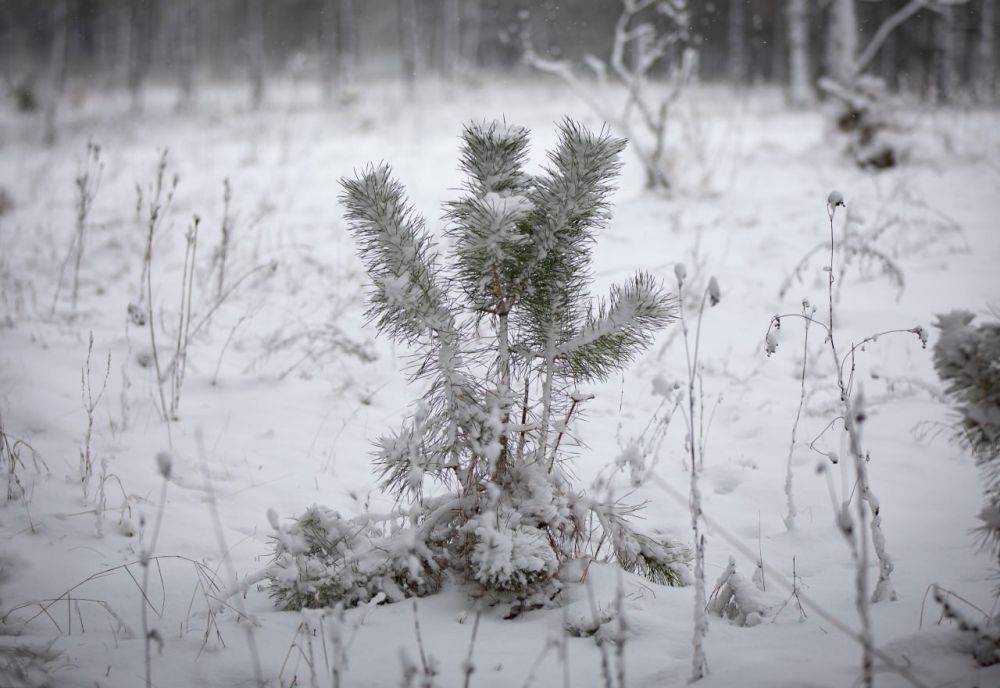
left=524, top=0, right=693, bottom=192
left=43, top=0, right=68, bottom=145
left=978, top=0, right=997, bottom=102
left=786, top=0, right=812, bottom=105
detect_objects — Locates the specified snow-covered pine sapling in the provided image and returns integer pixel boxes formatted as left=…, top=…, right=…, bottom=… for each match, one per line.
left=765, top=191, right=927, bottom=604
left=267, top=119, right=686, bottom=613
left=931, top=308, right=1000, bottom=646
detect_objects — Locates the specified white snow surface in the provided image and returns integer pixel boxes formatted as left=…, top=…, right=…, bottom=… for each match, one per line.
left=1, top=79, right=999, bottom=687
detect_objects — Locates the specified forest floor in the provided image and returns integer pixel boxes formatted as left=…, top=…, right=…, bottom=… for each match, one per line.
left=1, top=78, right=999, bottom=687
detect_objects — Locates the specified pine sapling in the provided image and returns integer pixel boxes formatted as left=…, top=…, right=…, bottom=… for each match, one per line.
left=266, top=119, right=688, bottom=613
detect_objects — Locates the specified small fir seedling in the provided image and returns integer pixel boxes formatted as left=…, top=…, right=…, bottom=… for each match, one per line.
left=267, top=119, right=689, bottom=611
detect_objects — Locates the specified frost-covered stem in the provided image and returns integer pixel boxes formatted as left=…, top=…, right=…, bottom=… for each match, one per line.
left=826, top=200, right=897, bottom=603
left=826, top=203, right=847, bottom=403
left=784, top=303, right=812, bottom=531
left=217, top=178, right=232, bottom=301
left=141, top=467, right=169, bottom=688
left=678, top=279, right=708, bottom=681
left=461, top=607, right=481, bottom=688
left=614, top=567, right=626, bottom=688
left=516, top=376, right=530, bottom=463
left=846, top=395, right=874, bottom=687
left=81, top=333, right=111, bottom=502
left=496, top=309, right=512, bottom=474
left=551, top=395, right=589, bottom=463
left=144, top=206, right=170, bottom=444
left=197, top=432, right=264, bottom=686
left=170, top=217, right=199, bottom=420
left=538, top=335, right=557, bottom=470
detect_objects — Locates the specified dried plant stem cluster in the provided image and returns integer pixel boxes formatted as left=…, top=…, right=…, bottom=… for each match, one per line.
left=765, top=192, right=929, bottom=685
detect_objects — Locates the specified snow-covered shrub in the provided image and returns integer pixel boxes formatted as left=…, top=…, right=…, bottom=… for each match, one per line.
left=820, top=76, right=903, bottom=170
left=268, top=505, right=443, bottom=610
left=707, top=557, right=778, bottom=627
left=933, top=310, right=1000, bottom=554
left=267, top=119, right=690, bottom=610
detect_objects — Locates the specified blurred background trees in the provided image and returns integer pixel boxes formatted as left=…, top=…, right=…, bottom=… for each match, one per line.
left=0, top=1, right=996, bottom=110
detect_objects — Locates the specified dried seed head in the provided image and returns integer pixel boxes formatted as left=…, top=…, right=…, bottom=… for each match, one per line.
left=707, top=277, right=721, bottom=306
left=674, top=263, right=687, bottom=286
left=155, top=451, right=172, bottom=480
left=827, top=190, right=845, bottom=210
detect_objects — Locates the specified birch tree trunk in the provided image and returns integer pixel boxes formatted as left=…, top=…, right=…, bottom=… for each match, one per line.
left=825, top=0, right=858, bottom=83
left=787, top=0, right=812, bottom=105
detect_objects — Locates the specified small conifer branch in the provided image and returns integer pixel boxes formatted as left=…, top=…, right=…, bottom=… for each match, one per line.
left=340, top=163, right=457, bottom=344
left=558, top=272, right=677, bottom=381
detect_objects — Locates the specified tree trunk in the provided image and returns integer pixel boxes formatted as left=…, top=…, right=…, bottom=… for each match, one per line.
left=248, top=0, right=265, bottom=109
left=728, top=0, right=747, bottom=83
left=126, top=0, right=145, bottom=114
left=462, top=0, right=481, bottom=71
left=321, top=0, right=339, bottom=101
left=825, top=0, right=858, bottom=83
left=398, top=0, right=418, bottom=95
left=442, top=0, right=461, bottom=81
left=341, top=0, right=358, bottom=85
left=977, top=0, right=996, bottom=102
left=786, top=0, right=812, bottom=105
left=934, top=4, right=961, bottom=103
left=176, top=0, right=196, bottom=110
left=44, top=1, right=68, bottom=145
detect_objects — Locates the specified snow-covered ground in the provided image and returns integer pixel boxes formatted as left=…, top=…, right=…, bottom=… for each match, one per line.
left=1, top=78, right=998, bottom=687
